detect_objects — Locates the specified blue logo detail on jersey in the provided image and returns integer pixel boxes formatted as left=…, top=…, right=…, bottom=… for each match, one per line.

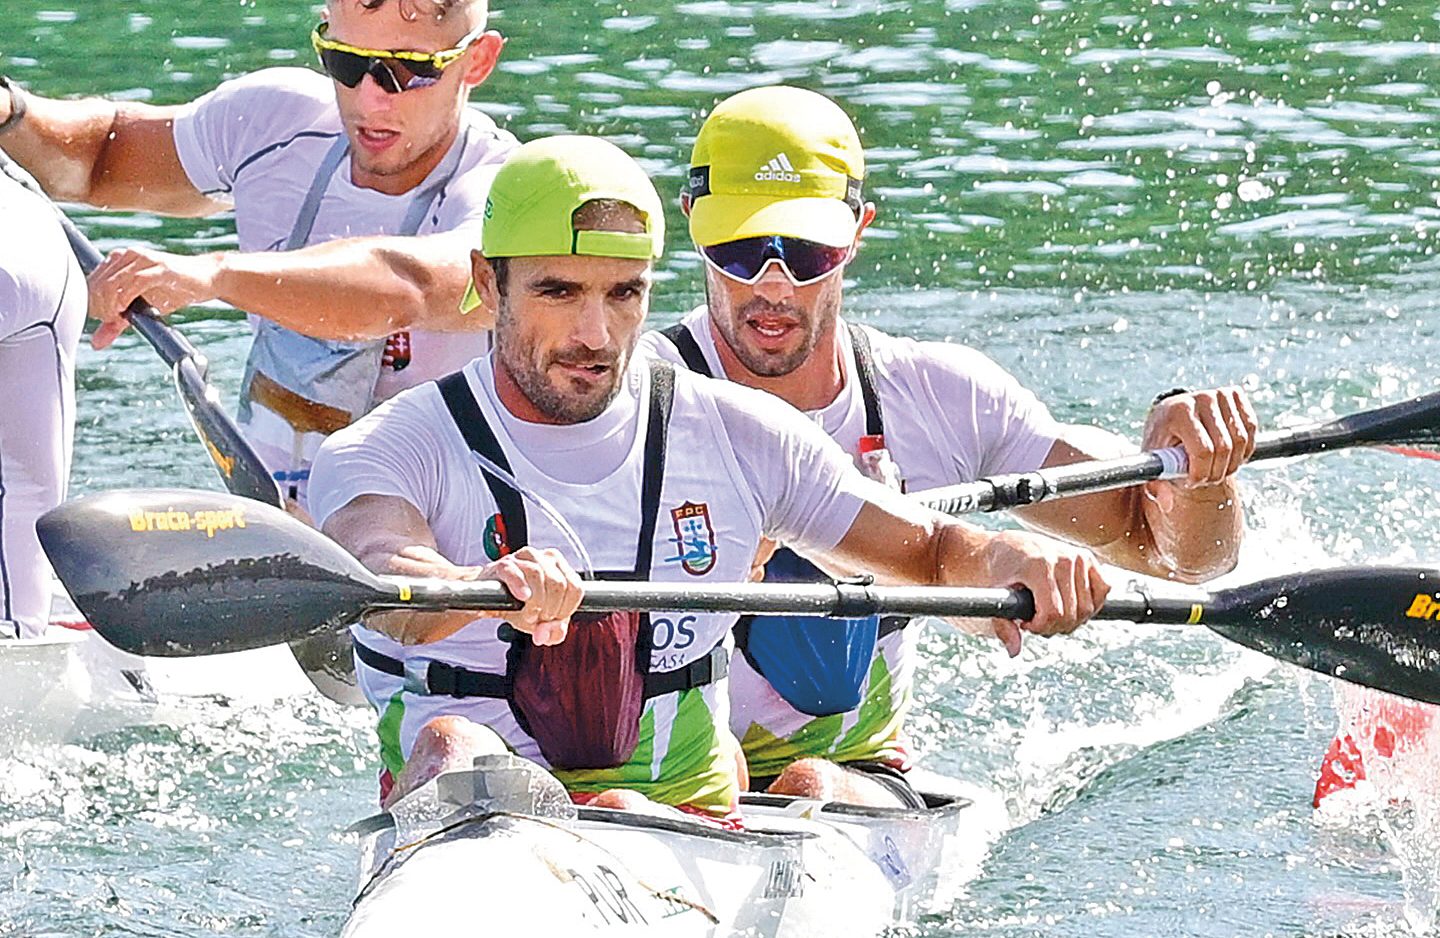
left=667, top=501, right=717, bottom=576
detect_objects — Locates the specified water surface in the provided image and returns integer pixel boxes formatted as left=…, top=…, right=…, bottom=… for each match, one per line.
left=3, top=1, right=1439, bottom=934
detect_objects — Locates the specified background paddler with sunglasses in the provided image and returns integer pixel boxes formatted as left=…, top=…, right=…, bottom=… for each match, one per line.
left=0, top=0, right=515, bottom=508
left=641, top=85, right=1261, bottom=809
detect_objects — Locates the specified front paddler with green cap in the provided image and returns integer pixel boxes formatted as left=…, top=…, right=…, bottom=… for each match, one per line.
left=307, top=131, right=814, bottom=820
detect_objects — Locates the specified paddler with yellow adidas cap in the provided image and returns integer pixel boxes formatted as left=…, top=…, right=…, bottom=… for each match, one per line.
left=641, top=86, right=1260, bottom=808
left=308, top=133, right=1116, bottom=820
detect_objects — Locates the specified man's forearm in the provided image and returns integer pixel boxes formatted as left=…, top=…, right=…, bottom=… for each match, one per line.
left=213, top=235, right=489, bottom=339
left=1025, top=483, right=1242, bottom=582
left=926, top=518, right=995, bottom=586
left=356, top=542, right=478, bottom=643
left=1140, top=480, right=1243, bottom=582
left=824, top=497, right=993, bottom=588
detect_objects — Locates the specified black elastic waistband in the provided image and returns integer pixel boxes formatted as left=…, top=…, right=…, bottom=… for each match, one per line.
left=354, top=639, right=510, bottom=697
left=354, top=638, right=728, bottom=700
left=644, top=643, right=728, bottom=698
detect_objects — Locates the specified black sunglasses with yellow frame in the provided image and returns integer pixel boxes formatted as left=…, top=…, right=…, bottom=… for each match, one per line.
left=310, top=21, right=486, bottom=93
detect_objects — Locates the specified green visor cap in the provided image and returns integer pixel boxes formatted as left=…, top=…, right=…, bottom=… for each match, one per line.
left=462, top=136, right=665, bottom=313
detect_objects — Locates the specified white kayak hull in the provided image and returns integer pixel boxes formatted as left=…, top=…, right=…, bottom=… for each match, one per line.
left=342, top=756, right=999, bottom=937
left=0, top=624, right=154, bottom=743
left=0, top=589, right=319, bottom=744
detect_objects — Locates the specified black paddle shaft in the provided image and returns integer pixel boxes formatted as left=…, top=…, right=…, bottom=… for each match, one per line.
left=55, top=215, right=283, bottom=507
left=36, top=489, right=1440, bottom=707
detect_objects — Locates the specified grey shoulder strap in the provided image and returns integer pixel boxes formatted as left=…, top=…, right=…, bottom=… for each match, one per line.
left=399, top=125, right=474, bottom=236
left=284, top=136, right=350, bottom=251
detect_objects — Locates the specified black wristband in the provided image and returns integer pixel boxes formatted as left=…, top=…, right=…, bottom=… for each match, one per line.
left=0, top=76, right=27, bottom=136
left=1151, top=386, right=1189, bottom=407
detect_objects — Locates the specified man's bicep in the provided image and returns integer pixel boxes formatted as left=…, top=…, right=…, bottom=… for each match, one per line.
left=91, top=105, right=221, bottom=215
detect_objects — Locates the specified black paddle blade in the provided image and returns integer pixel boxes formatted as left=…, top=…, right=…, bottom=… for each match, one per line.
left=169, top=356, right=285, bottom=507
left=1204, top=566, right=1440, bottom=705
left=37, top=488, right=390, bottom=656
left=1357, top=390, right=1440, bottom=448
left=1268, top=389, right=1440, bottom=456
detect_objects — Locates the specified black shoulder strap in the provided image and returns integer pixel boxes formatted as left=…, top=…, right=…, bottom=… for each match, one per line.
left=660, top=322, right=713, bottom=378
left=437, top=371, right=529, bottom=552
left=438, top=364, right=673, bottom=575
left=632, top=360, right=675, bottom=575
left=848, top=323, right=884, bottom=437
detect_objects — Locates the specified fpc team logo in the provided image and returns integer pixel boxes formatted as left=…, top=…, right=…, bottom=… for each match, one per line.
left=668, top=501, right=718, bottom=576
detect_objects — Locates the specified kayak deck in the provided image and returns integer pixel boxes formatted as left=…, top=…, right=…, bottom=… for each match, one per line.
left=343, top=755, right=997, bottom=937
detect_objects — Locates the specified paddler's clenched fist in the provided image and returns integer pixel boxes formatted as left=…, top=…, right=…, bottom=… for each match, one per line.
left=1142, top=386, right=1259, bottom=501
left=364, top=546, right=585, bottom=646
left=972, top=529, right=1110, bottom=657
left=479, top=546, right=585, bottom=646
left=87, top=246, right=222, bottom=349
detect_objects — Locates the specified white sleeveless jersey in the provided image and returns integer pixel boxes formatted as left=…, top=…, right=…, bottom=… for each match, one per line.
left=641, top=308, right=1062, bottom=776
left=309, top=352, right=877, bottom=809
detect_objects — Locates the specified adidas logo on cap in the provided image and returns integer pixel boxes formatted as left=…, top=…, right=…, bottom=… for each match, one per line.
left=754, top=152, right=802, bottom=183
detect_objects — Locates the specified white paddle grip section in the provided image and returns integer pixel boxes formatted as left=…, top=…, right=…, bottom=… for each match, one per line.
left=1154, top=446, right=1189, bottom=479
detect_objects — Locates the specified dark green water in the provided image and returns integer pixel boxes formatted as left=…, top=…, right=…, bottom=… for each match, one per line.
left=4, top=1, right=1440, bottom=935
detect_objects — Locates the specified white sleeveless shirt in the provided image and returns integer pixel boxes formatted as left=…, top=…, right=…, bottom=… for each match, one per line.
left=309, top=352, right=880, bottom=783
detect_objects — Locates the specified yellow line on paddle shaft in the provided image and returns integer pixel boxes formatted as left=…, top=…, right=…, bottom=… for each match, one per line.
left=400, top=584, right=412, bottom=602
left=1188, top=603, right=1204, bottom=624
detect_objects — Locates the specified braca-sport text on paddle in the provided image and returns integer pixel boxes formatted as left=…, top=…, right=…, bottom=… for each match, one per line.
left=38, top=489, right=1440, bottom=706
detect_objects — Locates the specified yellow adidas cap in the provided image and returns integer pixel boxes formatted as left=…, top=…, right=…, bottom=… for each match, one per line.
left=687, top=86, right=865, bottom=249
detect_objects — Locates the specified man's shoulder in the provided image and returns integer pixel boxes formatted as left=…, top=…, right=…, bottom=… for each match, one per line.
left=661, top=359, right=809, bottom=431
left=0, top=175, right=76, bottom=316
left=636, top=329, right=677, bottom=363
left=328, top=376, right=455, bottom=448
left=458, top=105, right=519, bottom=163
left=637, top=320, right=691, bottom=364
left=201, top=67, right=338, bottom=121
left=855, top=322, right=1031, bottom=397
left=638, top=307, right=711, bottom=368
left=856, top=321, right=985, bottom=368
